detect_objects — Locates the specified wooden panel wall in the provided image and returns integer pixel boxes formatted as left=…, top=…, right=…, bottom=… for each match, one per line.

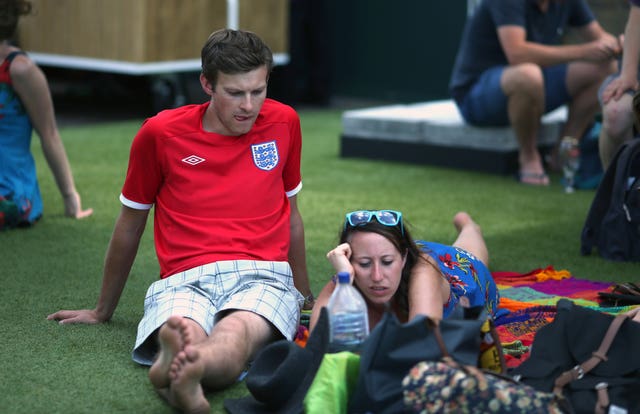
left=17, top=0, right=287, bottom=63
left=239, top=0, right=288, bottom=54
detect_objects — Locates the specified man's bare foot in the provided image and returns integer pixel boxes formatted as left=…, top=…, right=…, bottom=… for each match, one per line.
left=519, top=154, right=550, bottom=185
left=517, top=171, right=550, bottom=186
left=168, top=346, right=210, bottom=414
left=149, top=316, right=188, bottom=389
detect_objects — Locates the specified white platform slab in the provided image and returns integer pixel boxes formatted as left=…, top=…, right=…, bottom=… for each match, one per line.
left=342, top=99, right=567, bottom=152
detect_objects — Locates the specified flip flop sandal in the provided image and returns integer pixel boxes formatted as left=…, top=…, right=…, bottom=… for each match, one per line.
left=516, top=172, right=550, bottom=186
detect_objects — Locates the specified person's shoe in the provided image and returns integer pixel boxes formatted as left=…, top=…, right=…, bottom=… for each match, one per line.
left=516, top=172, right=550, bottom=186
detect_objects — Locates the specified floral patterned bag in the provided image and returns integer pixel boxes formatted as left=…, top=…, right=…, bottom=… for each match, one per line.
left=402, top=359, right=564, bottom=414
left=347, top=306, right=505, bottom=414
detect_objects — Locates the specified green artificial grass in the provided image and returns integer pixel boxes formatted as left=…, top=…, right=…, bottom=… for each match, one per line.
left=1, top=108, right=638, bottom=413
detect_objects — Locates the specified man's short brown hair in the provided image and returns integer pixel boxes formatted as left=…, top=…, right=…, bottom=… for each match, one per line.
left=200, top=28, right=273, bottom=89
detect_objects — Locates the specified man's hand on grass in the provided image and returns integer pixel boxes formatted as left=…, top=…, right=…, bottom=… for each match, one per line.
left=47, top=309, right=105, bottom=324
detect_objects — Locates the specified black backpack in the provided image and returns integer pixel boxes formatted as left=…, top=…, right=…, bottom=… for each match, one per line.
left=581, top=138, right=640, bottom=261
left=511, top=299, right=640, bottom=414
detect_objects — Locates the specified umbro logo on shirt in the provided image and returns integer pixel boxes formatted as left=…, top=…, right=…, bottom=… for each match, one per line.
left=182, top=155, right=205, bottom=166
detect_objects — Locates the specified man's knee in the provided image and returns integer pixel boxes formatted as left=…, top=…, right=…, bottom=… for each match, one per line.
left=503, top=63, right=544, bottom=93
left=213, top=311, right=277, bottom=354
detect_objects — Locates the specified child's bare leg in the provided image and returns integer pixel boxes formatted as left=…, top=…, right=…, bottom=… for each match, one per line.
left=149, top=316, right=206, bottom=389
left=452, top=212, right=489, bottom=266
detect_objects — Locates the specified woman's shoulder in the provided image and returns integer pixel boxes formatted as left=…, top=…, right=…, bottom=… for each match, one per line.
left=7, top=50, right=37, bottom=78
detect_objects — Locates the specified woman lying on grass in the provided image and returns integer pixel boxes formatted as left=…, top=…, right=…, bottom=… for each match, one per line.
left=309, top=209, right=500, bottom=332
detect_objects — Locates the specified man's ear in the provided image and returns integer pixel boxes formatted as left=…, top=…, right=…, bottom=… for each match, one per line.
left=200, top=73, right=214, bottom=96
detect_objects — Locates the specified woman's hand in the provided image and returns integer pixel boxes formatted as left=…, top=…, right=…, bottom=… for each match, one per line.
left=326, top=243, right=354, bottom=278
left=64, top=190, right=94, bottom=219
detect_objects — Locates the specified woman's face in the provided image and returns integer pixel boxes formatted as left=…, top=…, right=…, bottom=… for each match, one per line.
left=349, top=231, right=407, bottom=307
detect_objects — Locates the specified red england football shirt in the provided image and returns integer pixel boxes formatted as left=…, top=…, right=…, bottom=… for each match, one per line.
left=120, top=99, right=302, bottom=278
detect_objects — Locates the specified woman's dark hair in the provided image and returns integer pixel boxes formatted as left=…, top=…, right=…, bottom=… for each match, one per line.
left=0, top=0, right=31, bottom=41
left=200, top=28, right=273, bottom=89
left=340, top=216, right=423, bottom=317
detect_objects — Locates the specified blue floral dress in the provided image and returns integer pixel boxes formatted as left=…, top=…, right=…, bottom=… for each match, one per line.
left=416, top=241, right=499, bottom=318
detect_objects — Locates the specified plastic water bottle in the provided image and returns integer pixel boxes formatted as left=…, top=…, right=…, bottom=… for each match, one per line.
left=327, top=271, right=370, bottom=353
left=559, top=136, right=580, bottom=193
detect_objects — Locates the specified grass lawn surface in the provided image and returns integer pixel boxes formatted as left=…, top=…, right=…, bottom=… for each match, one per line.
left=1, top=108, right=637, bottom=413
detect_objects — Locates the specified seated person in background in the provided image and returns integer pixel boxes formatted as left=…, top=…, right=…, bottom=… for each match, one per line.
left=309, top=210, right=499, bottom=332
left=598, top=0, right=640, bottom=170
left=0, top=0, right=92, bottom=228
left=449, top=0, right=620, bottom=186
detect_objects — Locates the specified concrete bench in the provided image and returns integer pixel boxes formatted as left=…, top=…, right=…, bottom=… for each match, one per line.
left=340, top=99, right=567, bottom=174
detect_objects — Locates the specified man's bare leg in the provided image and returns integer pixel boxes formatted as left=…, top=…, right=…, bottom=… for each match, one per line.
left=564, top=61, right=616, bottom=139
left=502, top=63, right=549, bottom=185
left=555, top=60, right=618, bottom=169
left=166, top=311, right=278, bottom=413
left=149, top=316, right=206, bottom=389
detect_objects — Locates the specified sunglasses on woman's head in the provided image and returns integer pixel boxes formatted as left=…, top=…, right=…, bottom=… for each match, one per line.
left=344, top=210, right=404, bottom=235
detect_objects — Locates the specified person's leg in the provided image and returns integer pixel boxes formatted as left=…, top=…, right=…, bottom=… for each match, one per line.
left=132, top=265, right=219, bottom=411
left=154, top=260, right=301, bottom=412
left=598, top=74, right=636, bottom=170
left=538, top=60, right=616, bottom=171
left=451, top=211, right=489, bottom=268
left=563, top=60, right=616, bottom=140
left=149, top=316, right=208, bottom=389
left=599, top=93, right=634, bottom=169
left=167, top=310, right=279, bottom=413
left=133, top=269, right=217, bottom=368
left=501, top=63, right=548, bottom=184
left=457, top=64, right=547, bottom=185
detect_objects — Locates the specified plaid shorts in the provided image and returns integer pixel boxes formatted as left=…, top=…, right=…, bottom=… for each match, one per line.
left=132, top=260, right=304, bottom=365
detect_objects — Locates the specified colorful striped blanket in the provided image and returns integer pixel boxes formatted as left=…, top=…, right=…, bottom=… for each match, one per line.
left=295, top=266, right=637, bottom=369
left=494, top=266, right=636, bottom=368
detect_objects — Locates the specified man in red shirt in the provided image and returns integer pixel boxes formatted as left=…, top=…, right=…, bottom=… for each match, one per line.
left=48, top=29, right=313, bottom=413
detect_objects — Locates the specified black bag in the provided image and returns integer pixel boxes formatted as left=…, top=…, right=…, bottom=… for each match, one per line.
left=581, top=138, right=640, bottom=261
left=511, top=299, right=640, bottom=414
left=348, top=306, right=503, bottom=414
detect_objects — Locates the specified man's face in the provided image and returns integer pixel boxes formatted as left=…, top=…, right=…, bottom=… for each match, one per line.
left=202, top=65, right=268, bottom=136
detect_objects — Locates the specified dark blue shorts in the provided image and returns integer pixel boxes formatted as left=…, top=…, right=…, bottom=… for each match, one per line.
left=457, top=65, right=570, bottom=126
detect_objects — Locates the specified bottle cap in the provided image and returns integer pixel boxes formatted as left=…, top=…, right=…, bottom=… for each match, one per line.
left=337, top=271, right=350, bottom=284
